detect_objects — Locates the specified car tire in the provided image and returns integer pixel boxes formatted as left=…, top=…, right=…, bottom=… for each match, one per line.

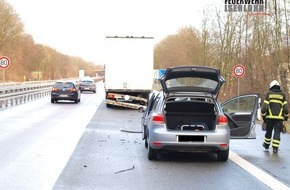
left=147, top=135, right=158, bottom=160
left=148, top=146, right=158, bottom=160
left=51, top=99, right=54, bottom=103
left=145, top=137, right=148, bottom=148
left=144, top=126, right=148, bottom=148
left=217, top=148, right=229, bottom=161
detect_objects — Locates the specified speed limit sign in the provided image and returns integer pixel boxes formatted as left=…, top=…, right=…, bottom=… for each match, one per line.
left=233, top=64, right=245, bottom=77
left=0, top=56, right=11, bottom=69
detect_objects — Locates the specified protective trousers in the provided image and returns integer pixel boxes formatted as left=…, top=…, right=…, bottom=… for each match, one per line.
left=264, top=120, right=282, bottom=149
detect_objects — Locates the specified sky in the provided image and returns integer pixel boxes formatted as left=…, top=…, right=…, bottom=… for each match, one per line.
left=5, top=0, right=220, bottom=64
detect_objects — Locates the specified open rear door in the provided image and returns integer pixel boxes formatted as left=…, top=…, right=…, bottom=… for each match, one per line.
left=221, top=94, right=259, bottom=139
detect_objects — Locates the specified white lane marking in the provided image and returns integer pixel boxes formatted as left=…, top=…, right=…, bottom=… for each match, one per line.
left=0, top=82, right=105, bottom=190
left=230, top=151, right=290, bottom=190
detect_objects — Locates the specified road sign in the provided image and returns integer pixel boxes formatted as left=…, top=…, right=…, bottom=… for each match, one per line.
left=158, top=69, right=166, bottom=78
left=0, top=56, right=11, bottom=69
left=233, top=64, right=245, bottom=77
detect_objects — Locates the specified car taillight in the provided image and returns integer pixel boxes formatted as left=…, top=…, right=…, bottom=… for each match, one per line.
left=70, top=88, right=77, bottom=92
left=152, top=114, right=164, bottom=124
left=52, top=88, right=58, bottom=91
left=218, top=114, right=228, bottom=125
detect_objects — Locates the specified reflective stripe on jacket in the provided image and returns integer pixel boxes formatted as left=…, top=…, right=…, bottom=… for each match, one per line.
left=261, top=88, right=289, bottom=120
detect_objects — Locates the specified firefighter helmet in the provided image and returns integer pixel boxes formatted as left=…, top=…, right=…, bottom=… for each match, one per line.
left=270, top=80, right=280, bottom=88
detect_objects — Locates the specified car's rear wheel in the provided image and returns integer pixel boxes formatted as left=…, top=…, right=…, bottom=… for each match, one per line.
left=217, top=148, right=229, bottom=161
left=147, top=135, right=158, bottom=160
left=148, top=146, right=158, bottom=160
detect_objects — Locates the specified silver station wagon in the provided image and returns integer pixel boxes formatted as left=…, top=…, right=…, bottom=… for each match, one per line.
left=141, top=66, right=259, bottom=161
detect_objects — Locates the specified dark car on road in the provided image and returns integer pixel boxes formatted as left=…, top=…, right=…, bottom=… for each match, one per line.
left=51, top=81, right=81, bottom=103
left=79, top=78, right=96, bottom=93
left=141, top=66, right=259, bottom=161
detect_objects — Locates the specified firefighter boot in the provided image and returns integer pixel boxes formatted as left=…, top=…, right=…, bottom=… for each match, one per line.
left=262, top=143, right=269, bottom=150
left=273, top=147, right=278, bottom=153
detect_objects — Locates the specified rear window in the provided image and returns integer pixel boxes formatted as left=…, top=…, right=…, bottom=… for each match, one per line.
left=54, top=82, right=74, bottom=89
left=81, top=80, right=93, bottom=84
left=165, top=77, right=218, bottom=91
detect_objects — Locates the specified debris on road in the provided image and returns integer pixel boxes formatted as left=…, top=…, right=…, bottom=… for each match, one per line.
left=120, top=128, right=142, bottom=133
left=115, top=166, right=135, bottom=174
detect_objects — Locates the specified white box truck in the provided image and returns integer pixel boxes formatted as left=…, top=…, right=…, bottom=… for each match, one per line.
left=104, top=36, right=154, bottom=110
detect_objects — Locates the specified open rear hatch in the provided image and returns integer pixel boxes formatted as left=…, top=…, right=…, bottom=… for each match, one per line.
left=160, top=66, right=225, bottom=131
left=160, top=66, right=225, bottom=98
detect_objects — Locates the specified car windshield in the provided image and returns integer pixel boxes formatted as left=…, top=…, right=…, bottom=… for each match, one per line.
left=165, top=77, right=218, bottom=91
left=54, top=82, right=74, bottom=88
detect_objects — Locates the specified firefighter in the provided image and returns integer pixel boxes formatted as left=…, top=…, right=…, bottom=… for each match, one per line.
left=261, top=80, right=289, bottom=153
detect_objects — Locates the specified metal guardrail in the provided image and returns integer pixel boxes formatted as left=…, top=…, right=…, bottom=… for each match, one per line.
left=0, top=82, right=54, bottom=108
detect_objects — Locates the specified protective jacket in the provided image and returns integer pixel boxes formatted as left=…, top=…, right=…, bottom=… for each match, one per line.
left=261, top=86, right=289, bottom=120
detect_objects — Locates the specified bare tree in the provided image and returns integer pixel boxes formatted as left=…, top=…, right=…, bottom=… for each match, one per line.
left=0, top=0, right=23, bottom=52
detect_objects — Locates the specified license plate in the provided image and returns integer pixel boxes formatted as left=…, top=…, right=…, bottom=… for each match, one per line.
left=178, top=135, right=205, bottom=142
left=59, top=95, right=68, bottom=97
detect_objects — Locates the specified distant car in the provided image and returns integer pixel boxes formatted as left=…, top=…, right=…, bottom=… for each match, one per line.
left=51, top=81, right=81, bottom=103
left=79, top=78, right=96, bottom=93
left=141, top=66, right=259, bottom=161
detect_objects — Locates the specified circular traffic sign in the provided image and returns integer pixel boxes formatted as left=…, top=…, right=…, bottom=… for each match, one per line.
left=233, top=64, right=245, bottom=77
left=0, top=56, right=11, bottom=69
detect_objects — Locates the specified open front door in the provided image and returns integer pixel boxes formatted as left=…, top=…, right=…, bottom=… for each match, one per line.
left=221, top=94, right=259, bottom=139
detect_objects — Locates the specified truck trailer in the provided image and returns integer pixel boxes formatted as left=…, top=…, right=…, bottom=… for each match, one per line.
left=104, top=36, right=154, bottom=110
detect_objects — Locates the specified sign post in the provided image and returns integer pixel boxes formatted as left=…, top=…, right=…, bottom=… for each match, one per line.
left=0, top=56, right=11, bottom=86
left=233, top=64, right=245, bottom=98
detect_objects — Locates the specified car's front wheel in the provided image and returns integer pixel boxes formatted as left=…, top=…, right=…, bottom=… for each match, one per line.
left=144, top=126, right=148, bottom=148
left=217, top=148, right=229, bottom=161
left=145, top=137, right=148, bottom=148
